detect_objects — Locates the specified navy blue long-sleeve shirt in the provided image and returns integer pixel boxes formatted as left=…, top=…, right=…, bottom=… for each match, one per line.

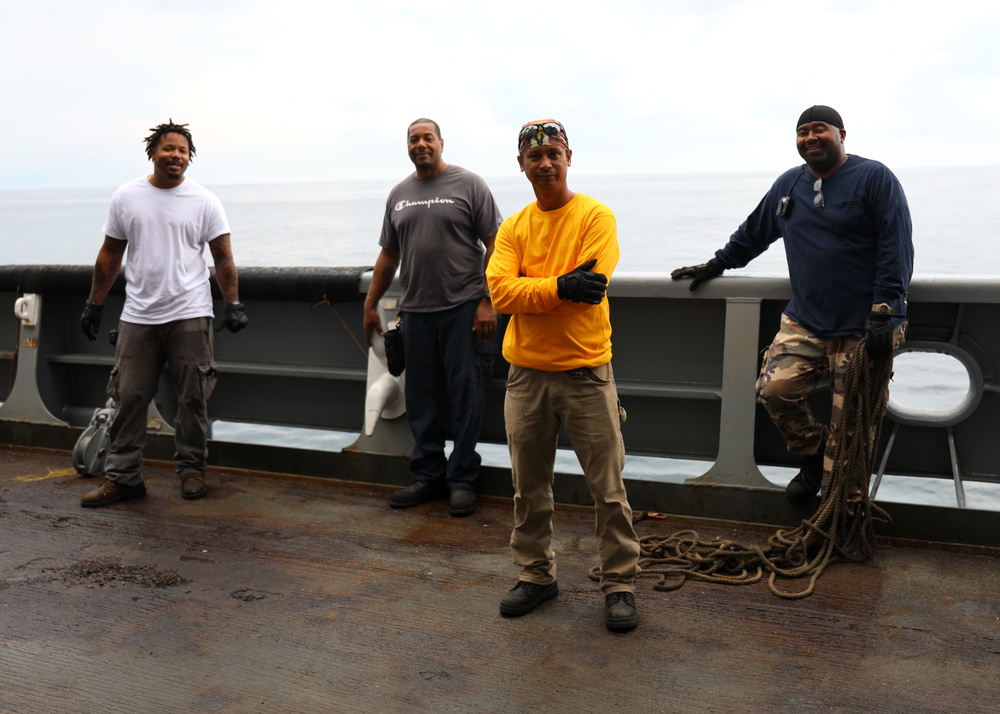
left=713, top=155, right=913, bottom=337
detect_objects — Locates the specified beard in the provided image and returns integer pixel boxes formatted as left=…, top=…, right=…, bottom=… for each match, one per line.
left=799, top=144, right=837, bottom=172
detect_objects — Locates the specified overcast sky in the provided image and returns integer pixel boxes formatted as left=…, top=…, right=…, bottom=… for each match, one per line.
left=2, top=0, right=998, bottom=189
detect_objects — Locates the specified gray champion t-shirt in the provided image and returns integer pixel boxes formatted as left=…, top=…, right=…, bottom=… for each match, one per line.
left=379, top=165, right=502, bottom=312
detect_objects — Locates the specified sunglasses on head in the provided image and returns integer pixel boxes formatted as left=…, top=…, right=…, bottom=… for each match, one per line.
left=520, top=122, right=566, bottom=141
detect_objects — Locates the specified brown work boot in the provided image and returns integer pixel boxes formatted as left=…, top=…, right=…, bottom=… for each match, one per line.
left=180, top=472, right=208, bottom=500
left=81, top=478, right=146, bottom=508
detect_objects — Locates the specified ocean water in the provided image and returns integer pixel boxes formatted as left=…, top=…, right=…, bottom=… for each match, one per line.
left=7, top=165, right=998, bottom=275
left=2, top=166, right=998, bottom=509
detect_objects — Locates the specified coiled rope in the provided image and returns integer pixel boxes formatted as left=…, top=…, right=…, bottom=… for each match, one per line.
left=594, top=335, right=895, bottom=599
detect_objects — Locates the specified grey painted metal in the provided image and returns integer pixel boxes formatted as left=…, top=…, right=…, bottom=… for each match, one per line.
left=947, top=427, right=968, bottom=507
left=691, top=296, right=772, bottom=489
left=610, top=272, right=1000, bottom=502
left=1, top=266, right=998, bottom=534
left=0, top=294, right=66, bottom=425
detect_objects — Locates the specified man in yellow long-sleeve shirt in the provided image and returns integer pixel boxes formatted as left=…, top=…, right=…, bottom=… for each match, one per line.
left=486, top=119, right=640, bottom=633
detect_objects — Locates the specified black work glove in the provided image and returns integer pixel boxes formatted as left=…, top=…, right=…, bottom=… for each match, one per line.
left=670, top=260, right=722, bottom=291
left=80, top=300, right=103, bottom=341
left=224, top=302, right=249, bottom=333
left=863, top=312, right=894, bottom=359
left=557, top=259, right=608, bottom=305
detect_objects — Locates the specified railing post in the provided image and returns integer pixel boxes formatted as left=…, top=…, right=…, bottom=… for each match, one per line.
left=0, top=294, right=67, bottom=425
left=692, top=297, right=774, bottom=489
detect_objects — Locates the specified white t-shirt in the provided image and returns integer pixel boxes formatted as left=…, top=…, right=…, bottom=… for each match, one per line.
left=103, top=176, right=230, bottom=324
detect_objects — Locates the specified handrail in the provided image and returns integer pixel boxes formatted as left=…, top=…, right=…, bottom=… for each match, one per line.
left=2, top=267, right=998, bottom=543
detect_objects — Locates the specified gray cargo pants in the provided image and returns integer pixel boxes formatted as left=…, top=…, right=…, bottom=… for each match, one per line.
left=104, top=318, right=217, bottom=487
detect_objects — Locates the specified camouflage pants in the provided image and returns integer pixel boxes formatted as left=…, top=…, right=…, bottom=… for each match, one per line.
left=755, top=314, right=906, bottom=483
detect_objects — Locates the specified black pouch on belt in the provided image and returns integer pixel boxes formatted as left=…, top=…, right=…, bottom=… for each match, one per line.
left=384, top=320, right=405, bottom=377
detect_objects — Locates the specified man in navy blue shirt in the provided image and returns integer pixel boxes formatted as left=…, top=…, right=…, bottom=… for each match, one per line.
left=672, top=105, right=913, bottom=503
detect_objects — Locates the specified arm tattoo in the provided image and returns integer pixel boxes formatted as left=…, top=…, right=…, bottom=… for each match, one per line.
left=379, top=265, right=395, bottom=285
left=209, top=234, right=241, bottom=303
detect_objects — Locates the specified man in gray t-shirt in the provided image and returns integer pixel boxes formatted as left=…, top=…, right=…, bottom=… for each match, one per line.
left=363, top=118, right=503, bottom=517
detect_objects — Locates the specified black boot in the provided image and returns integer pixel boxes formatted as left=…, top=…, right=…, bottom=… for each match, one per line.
left=786, top=441, right=825, bottom=503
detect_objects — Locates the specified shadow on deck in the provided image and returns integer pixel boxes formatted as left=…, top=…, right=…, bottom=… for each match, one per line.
left=1, top=445, right=998, bottom=713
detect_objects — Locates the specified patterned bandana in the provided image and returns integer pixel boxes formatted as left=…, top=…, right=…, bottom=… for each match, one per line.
left=518, top=119, right=569, bottom=155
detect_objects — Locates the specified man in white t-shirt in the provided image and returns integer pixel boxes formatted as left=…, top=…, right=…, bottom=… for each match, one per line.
left=79, top=120, right=248, bottom=507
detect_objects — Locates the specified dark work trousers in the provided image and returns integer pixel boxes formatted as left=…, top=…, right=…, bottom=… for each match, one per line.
left=402, top=301, right=497, bottom=489
left=104, top=318, right=217, bottom=487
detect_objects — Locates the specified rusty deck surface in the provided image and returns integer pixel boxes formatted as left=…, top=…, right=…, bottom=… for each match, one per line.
left=1, top=444, right=999, bottom=714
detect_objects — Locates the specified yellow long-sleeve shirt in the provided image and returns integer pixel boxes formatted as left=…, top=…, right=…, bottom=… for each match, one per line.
left=486, top=193, right=619, bottom=371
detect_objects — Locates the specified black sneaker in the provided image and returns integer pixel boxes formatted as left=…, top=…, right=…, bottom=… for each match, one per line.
left=785, top=451, right=824, bottom=503
left=389, top=480, right=447, bottom=509
left=448, top=487, right=476, bottom=517
left=605, top=591, right=638, bottom=631
left=499, top=580, right=559, bottom=617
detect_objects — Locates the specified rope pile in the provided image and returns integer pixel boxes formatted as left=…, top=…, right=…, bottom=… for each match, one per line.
left=598, top=335, right=896, bottom=599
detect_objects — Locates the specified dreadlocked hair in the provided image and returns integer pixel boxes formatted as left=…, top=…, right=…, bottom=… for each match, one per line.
left=144, top=119, right=196, bottom=160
